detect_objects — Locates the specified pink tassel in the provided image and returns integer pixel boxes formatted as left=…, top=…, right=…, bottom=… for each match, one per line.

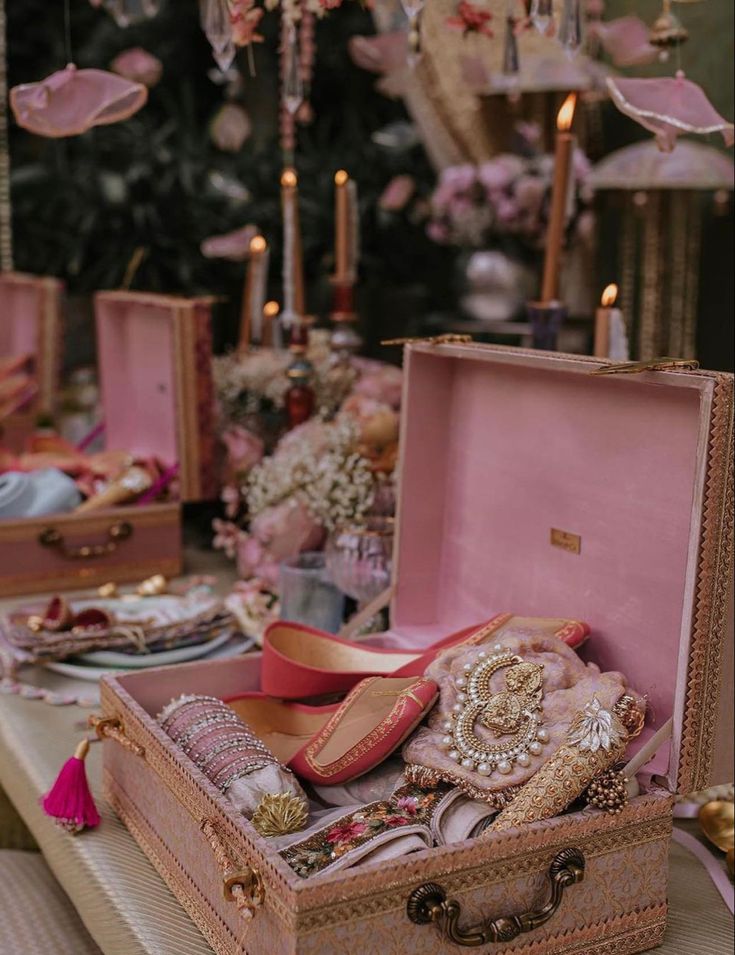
left=41, top=739, right=101, bottom=833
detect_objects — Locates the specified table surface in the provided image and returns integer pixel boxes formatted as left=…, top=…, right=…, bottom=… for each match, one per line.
left=0, top=551, right=732, bottom=955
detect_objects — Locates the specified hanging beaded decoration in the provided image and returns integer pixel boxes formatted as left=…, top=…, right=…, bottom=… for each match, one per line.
left=440, top=645, right=549, bottom=777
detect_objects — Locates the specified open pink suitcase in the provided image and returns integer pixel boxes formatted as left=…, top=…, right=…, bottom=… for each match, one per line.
left=0, top=290, right=216, bottom=596
left=100, top=343, right=734, bottom=955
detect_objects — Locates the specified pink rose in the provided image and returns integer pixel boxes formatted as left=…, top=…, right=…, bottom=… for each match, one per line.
left=250, top=498, right=323, bottom=562
left=353, top=365, right=403, bottom=409
left=440, top=164, right=476, bottom=191
left=379, top=175, right=415, bottom=212
left=222, top=425, right=263, bottom=478
left=110, top=48, right=163, bottom=87
left=210, top=103, right=252, bottom=152
left=478, top=155, right=525, bottom=191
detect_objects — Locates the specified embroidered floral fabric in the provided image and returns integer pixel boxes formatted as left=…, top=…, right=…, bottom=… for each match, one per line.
left=279, top=782, right=502, bottom=877
left=281, top=784, right=447, bottom=878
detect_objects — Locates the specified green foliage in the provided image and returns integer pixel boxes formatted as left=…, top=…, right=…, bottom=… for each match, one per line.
left=7, top=0, right=452, bottom=347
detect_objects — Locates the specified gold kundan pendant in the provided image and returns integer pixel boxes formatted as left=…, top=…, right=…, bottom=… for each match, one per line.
left=440, top=647, right=549, bottom=777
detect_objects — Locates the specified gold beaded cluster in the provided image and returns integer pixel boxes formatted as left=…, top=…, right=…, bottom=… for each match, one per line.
left=440, top=645, right=549, bottom=778
left=586, top=768, right=629, bottom=815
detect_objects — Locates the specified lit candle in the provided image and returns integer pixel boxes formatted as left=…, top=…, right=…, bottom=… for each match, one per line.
left=239, top=235, right=269, bottom=352
left=594, top=284, right=628, bottom=360
left=262, top=300, right=281, bottom=349
left=334, top=169, right=353, bottom=283
left=280, top=168, right=305, bottom=321
left=541, top=93, right=577, bottom=304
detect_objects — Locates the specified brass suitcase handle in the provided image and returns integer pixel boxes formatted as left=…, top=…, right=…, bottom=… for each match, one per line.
left=38, top=520, right=133, bottom=559
left=406, top=847, right=585, bottom=946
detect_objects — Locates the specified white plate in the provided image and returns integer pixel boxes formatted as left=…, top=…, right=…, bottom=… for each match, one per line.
left=79, top=630, right=234, bottom=668
left=44, top=634, right=255, bottom=682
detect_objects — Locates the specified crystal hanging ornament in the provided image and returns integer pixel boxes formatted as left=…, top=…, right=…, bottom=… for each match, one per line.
left=529, top=0, right=554, bottom=36
left=282, top=23, right=304, bottom=117
left=558, top=0, right=582, bottom=52
left=102, top=0, right=161, bottom=27
left=200, top=0, right=236, bottom=72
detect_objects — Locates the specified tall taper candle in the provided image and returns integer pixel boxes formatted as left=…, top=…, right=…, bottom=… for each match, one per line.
left=239, top=235, right=268, bottom=352
left=281, top=168, right=305, bottom=321
left=334, top=169, right=353, bottom=283
left=540, top=93, right=577, bottom=304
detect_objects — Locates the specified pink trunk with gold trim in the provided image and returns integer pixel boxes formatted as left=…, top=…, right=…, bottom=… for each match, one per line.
left=101, top=344, right=733, bottom=954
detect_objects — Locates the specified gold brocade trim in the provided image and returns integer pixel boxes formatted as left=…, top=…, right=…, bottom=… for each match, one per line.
left=460, top=612, right=514, bottom=646
left=303, top=678, right=435, bottom=778
left=678, top=373, right=735, bottom=792
left=404, top=762, right=522, bottom=808
left=292, top=816, right=672, bottom=933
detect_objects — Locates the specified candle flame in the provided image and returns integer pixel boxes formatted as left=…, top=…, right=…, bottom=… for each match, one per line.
left=334, top=170, right=349, bottom=186
left=281, top=168, right=297, bottom=188
left=249, top=235, right=267, bottom=254
left=264, top=301, right=280, bottom=318
left=600, top=283, right=618, bottom=307
left=556, top=93, right=577, bottom=132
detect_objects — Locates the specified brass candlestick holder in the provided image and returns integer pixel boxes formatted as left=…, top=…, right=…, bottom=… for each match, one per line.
left=329, top=280, right=362, bottom=362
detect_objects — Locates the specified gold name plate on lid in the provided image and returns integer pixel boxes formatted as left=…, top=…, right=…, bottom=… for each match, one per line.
left=550, top=528, right=581, bottom=554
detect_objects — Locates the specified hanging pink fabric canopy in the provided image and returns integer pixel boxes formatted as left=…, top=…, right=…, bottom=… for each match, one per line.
left=589, top=16, right=659, bottom=68
left=10, top=64, right=147, bottom=138
left=607, top=72, right=735, bottom=153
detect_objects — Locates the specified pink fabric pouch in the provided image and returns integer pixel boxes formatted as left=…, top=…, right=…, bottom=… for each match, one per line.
left=403, top=625, right=643, bottom=805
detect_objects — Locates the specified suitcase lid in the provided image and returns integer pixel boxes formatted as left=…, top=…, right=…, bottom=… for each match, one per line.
left=391, top=343, right=733, bottom=795
left=0, top=272, right=63, bottom=414
left=94, top=290, right=216, bottom=502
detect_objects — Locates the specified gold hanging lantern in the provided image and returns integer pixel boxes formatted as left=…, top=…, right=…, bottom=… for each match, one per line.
left=649, top=0, right=688, bottom=53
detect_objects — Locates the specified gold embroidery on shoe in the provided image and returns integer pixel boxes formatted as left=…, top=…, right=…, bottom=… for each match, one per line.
left=304, top=678, right=434, bottom=778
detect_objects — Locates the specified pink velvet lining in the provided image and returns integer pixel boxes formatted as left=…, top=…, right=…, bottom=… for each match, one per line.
left=391, top=349, right=706, bottom=783
left=95, top=297, right=178, bottom=463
